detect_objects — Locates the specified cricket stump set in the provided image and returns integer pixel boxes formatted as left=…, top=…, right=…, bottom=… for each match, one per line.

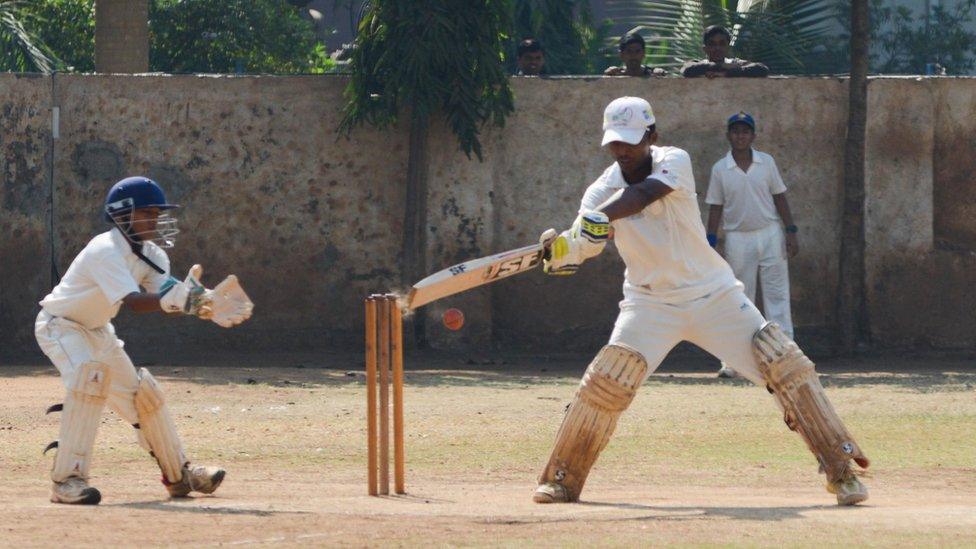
left=364, top=293, right=405, bottom=495
left=363, top=243, right=545, bottom=495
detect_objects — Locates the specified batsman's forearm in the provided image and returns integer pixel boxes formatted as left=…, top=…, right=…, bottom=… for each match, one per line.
left=599, top=179, right=673, bottom=221
left=122, top=291, right=165, bottom=314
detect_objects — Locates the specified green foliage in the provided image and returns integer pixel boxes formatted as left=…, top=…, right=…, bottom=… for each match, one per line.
left=16, top=0, right=329, bottom=74
left=150, top=0, right=326, bottom=73
left=30, top=0, right=94, bottom=72
left=510, top=0, right=613, bottom=74
left=830, top=0, right=976, bottom=75
left=0, top=0, right=55, bottom=72
left=340, top=1, right=515, bottom=161
left=604, top=0, right=834, bottom=74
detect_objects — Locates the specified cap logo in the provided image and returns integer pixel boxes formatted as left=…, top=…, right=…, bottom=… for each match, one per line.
left=609, top=106, right=634, bottom=127
left=643, top=109, right=653, bottom=122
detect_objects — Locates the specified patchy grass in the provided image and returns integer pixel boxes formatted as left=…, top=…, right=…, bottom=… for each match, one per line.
left=1, top=355, right=974, bottom=547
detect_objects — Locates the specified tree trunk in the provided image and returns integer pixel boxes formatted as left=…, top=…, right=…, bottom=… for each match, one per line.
left=95, top=0, right=149, bottom=73
left=403, top=113, right=430, bottom=347
left=837, top=0, right=870, bottom=354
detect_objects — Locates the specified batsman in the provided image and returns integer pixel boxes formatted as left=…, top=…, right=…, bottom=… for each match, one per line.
left=35, top=176, right=253, bottom=504
left=533, top=97, right=870, bottom=506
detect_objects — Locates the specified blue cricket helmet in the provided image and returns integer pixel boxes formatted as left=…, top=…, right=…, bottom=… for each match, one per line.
left=104, top=176, right=179, bottom=222
left=104, top=176, right=181, bottom=249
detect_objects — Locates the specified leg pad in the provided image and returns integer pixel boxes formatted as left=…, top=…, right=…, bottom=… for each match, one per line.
left=51, top=362, right=111, bottom=482
left=753, top=322, right=869, bottom=482
left=537, top=344, right=647, bottom=501
left=135, top=368, right=187, bottom=484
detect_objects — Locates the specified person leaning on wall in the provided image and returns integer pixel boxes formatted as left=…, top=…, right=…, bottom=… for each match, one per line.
left=515, top=37, right=546, bottom=76
left=681, top=25, right=769, bottom=78
left=604, top=32, right=667, bottom=77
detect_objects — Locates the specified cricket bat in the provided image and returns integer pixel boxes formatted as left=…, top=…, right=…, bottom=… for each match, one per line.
left=404, top=243, right=544, bottom=310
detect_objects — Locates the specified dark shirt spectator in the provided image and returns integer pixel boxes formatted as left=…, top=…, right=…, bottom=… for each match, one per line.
left=681, top=25, right=769, bottom=78
left=604, top=32, right=667, bottom=77
left=516, top=38, right=545, bottom=76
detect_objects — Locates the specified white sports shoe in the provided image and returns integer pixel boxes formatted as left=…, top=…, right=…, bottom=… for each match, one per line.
left=166, top=464, right=226, bottom=498
left=827, top=471, right=869, bottom=505
left=717, top=365, right=738, bottom=379
left=532, top=482, right=571, bottom=503
left=51, top=476, right=101, bottom=505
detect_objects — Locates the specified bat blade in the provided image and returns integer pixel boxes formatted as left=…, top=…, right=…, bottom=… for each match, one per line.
left=405, top=243, right=544, bottom=310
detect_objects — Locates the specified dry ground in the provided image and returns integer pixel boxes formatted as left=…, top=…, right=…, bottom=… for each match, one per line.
left=1, top=351, right=974, bottom=547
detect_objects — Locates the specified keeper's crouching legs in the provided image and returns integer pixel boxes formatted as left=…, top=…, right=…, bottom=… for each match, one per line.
left=752, top=322, right=870, bottom=505
left=48, top=362, right=111, bottom=504
left=534, top=345, right=647, bottom=503
left=134, top=368, right=225, bottom=497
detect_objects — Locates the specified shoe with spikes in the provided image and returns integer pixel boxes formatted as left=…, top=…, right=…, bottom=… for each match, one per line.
left=827, top=470, right=868, bottom=506
left=165, top=464, right=226, bottom=498
left=51, top=476, right=101, bottom=505
left=532, top=481, right=571, bottom=503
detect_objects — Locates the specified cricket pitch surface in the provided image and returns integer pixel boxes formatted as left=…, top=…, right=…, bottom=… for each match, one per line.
left=2, top=351, right=974, bottom=547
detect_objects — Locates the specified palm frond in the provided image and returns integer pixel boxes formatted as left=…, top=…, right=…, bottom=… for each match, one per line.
left=604, top=0, right=834, bottom=74
left=0, top=0, right=55, bottom=73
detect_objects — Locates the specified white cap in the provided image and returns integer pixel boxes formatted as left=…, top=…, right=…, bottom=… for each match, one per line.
left=601, top=96, right=656, bottom=146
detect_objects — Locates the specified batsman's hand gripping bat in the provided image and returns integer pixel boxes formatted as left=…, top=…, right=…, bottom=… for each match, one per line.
left=404, top=243, right=545, bottom=310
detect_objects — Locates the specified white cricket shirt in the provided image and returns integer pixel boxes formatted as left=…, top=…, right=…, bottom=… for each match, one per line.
left=705, top=149, right=787, bottom=232
left=582, top=145, right=737, bottom=303
left=39, top=228, right=171, bottom=329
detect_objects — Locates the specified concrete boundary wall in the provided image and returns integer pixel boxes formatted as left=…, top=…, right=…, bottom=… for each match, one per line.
left=0, top=74, right=973, bottom=358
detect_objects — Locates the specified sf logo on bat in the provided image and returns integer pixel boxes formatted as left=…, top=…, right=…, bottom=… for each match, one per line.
left=483, top=251, right=543, bottom=281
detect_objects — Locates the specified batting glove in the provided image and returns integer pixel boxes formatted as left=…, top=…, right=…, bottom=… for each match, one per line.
left=539, top=211, right=610, bottom=275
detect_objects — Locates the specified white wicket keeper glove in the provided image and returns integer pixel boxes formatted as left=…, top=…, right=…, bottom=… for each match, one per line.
left=160, top=264, right=254, bottom=327
left=160, top=264, right=211, bottom=315
left=539, top=210, right=610, bottom=275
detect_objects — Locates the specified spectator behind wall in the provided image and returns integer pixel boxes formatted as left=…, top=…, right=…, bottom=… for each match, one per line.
left=516, top=38, right=545, bottom=76
left=604, top=32, right=667, bottom=77
left=681, top=25, right=769, bottom=78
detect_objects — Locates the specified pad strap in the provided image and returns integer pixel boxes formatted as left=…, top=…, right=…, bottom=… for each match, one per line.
left=51, top=362, right=111, bottom=482
left=134, top=368, right=187, bottom=484
left=753, top=322, right=870, bottom=482
left=538, top=344, right=647, bottom=500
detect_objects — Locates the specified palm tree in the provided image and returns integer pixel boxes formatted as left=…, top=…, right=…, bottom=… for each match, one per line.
left=0, top=0, right=55, bottom=73
left=604, top=0, right=835, bottom=74
left=95, top=0, right=148, bottom=73
left=339, top=1, right=514, bottom=346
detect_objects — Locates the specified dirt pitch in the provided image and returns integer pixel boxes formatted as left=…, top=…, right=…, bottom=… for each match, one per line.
left=2, top=351, right=974, bottom=547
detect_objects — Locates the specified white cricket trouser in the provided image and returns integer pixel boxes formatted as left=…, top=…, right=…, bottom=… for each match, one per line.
left=35, top=310, right=142, bottom=426
left=723, top=223, right=794, bottom=339
left=608, top=282, right=768, bottom=386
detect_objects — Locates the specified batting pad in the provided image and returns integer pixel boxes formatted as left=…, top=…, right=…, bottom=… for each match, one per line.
left=753, top=322, right=870, bottom=482
left=135, top=368, right=187, bottom=484
left=51, top=362, right=111, bottom=482
left=538, top=344, right=647, bottom=501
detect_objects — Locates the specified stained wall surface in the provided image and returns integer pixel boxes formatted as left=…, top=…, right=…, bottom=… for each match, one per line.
left=0, top=74, right=972, bottom=358
left=0, top=75, right=52, bottom=349
left=425, top=77, right=849, bottom=350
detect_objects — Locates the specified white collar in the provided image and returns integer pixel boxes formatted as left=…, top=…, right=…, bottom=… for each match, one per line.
left=724, top=148, right=763, bottom=170
left=109, top=227, right=138, bottom=257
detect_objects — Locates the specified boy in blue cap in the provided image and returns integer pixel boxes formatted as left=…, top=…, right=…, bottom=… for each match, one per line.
left=705, top=112, right=798, bottom=378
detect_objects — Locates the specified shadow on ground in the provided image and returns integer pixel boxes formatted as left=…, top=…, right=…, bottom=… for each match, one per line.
left=1, top=348, right=972, bottom=395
